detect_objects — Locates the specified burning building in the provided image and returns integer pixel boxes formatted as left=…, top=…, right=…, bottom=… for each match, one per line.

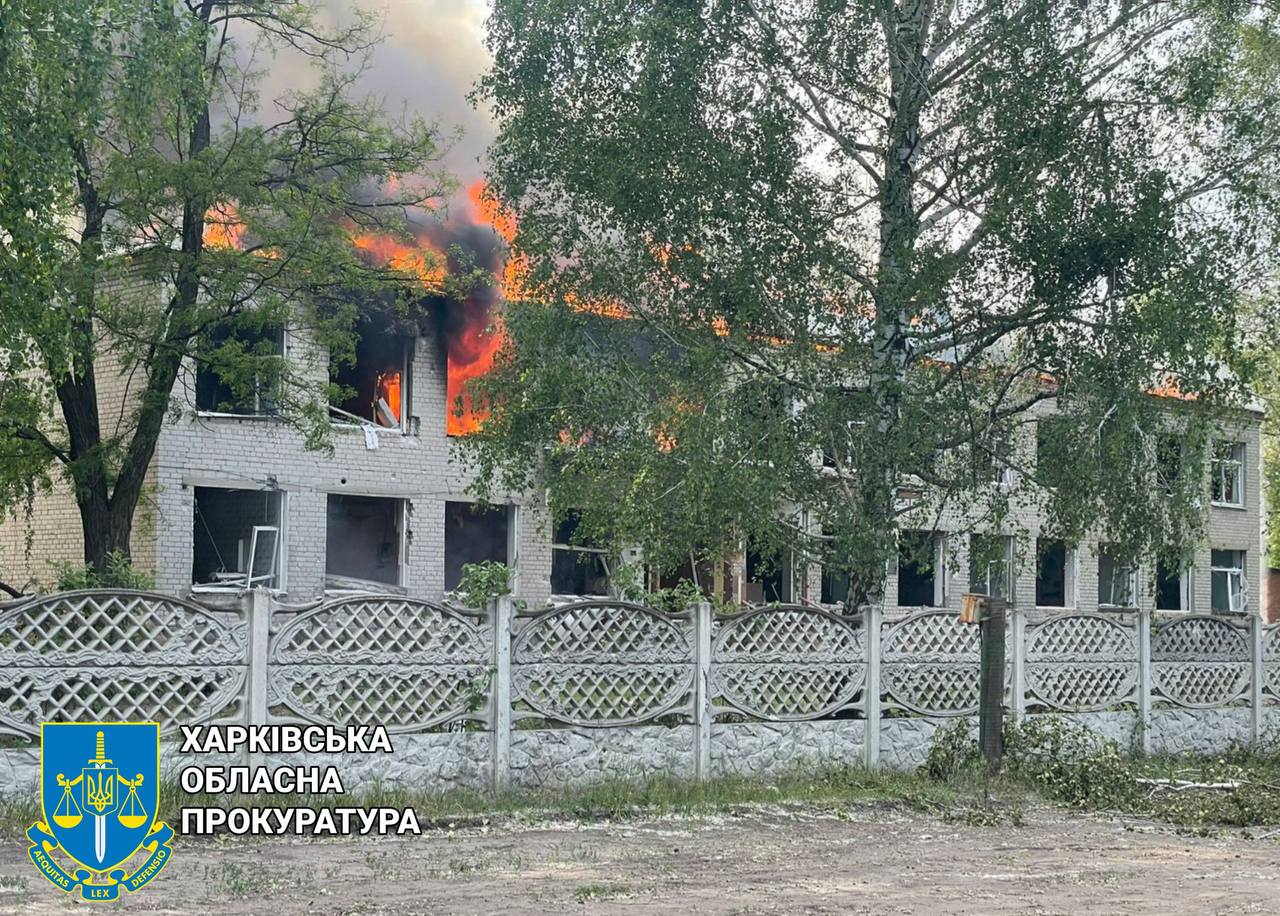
left=0, top=180, right=1266, bottom=619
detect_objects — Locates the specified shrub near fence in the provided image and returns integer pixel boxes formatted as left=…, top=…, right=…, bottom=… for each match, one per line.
left=0, top=589, right=1278, bottom=794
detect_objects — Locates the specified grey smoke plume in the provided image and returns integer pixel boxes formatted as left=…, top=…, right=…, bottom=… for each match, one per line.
left=254, top=0, right=495, bottom=185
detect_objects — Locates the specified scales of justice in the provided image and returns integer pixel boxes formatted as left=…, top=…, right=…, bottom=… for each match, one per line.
left=50, top=730, right=148, bottom=865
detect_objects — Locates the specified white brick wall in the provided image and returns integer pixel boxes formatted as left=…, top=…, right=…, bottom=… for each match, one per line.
left=150, top=324, right=554, bottom=604
left=3, top=306, right=1264, bottom=615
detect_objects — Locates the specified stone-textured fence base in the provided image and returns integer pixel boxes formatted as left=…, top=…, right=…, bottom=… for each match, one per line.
left=4, top=707, right=1276, bottom=798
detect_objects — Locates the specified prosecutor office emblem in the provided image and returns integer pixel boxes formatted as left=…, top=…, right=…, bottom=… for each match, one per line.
left=27, top=722, right=174, bottom=900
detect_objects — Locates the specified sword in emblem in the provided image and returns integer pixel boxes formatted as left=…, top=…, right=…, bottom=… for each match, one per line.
left=85, top=731, right=113, bottom=865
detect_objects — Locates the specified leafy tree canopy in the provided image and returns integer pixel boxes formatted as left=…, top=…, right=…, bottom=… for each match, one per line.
left=0, top=0, right=453, bottom=573
left=466, top=0, right=1280, bottom=602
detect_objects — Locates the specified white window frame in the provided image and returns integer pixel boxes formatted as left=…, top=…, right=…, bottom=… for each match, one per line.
left=896, top=531, right=947, bottom=608
left=550, top=513, right=612, bottom=598
left=1210, top=441, right=1245, bottom=508
left=1154, top=559, right=1192, bottom=612
left=969, top=535, right=1013, bottom=601
left=194, top=326, right=286, bottom=418
left=323, top=494, right=408, bottom=591
left=191, top=488, right=288, bottom=593
left=1035, top=539, right=1076, bottom=609
left=329, top=339, right=412, bottom=434
left=1210, top=549, right=1247, bottom=613
left=1097, top=547, right=1137, bottom=608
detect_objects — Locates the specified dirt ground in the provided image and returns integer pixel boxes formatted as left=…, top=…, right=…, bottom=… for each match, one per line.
left=2, top=802, right=1278, bottom=915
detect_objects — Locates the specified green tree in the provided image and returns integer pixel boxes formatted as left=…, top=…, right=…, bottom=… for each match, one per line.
left=466, top=1, right=1280, bottom=602
left=0, top=0, right=450, bottom=573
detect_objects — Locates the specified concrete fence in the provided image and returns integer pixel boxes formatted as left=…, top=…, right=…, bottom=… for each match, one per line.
left=1, top=589, right=1278, bottom=795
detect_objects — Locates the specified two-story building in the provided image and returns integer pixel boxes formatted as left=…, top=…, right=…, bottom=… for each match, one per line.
left=0, top=309, right=1265, bottom=617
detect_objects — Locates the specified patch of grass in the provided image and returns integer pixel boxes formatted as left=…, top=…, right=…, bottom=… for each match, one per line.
left=929, top=716, right=1280, bottom=833
left=573, top=883, right=629, bottom=903
left=4, top=717, right=1276, bottom=841
left=0, top=759, right=1021, bottom=840
left=204, top=861, right=315, bottom=898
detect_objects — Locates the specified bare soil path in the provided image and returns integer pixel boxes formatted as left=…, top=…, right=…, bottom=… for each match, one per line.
left=2, top=803, right=1277, bottom=915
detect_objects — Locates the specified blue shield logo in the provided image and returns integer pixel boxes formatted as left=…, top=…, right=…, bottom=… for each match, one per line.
left=28, top=723, right=173, bottom=901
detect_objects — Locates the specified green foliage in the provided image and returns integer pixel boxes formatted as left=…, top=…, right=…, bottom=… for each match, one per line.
left=0, top=0, right=452, bottom=570
left=448, top=561, right=513, bottom=609
left=49, top=550, right=155, bottom=592
left=1003, top=717, right=1140, bottom=811
left=606, top=562, right=648, bottom=602
left=923, top=720, right=981, bottom=782
left=465, top=0, right=1280, bottom=597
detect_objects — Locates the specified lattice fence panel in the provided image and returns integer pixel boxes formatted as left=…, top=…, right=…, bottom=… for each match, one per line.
left=880, top=611, right=979, bottom=716
left=0, top=590, right=247, bottom=738
left=712, top=606, right=864, bottom=720
left=1025, top=613, right=1137, bottom=711
left=1152, top=615, right=1250, bottom=708
left=269, top=597, right=491, bottom=732
left=512, top=601, right=692, bottom=727
left=1263, top=624, right=1280, bottom=701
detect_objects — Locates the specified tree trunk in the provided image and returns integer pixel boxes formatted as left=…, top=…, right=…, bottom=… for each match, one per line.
left=79, top=499, right=134, bottom=571
left=865, top=1, right=931, bottom=602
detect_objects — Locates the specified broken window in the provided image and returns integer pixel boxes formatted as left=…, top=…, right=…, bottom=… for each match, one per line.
left=444, top=501, right=511, bottom=592
left=1156, top=436, right=1183, bottom=496
left=330, top=317, right=411, bottom=430
left=1035, top=538, right=1071, bottom=607
left=821, top=420, right=866, bottom=475
left=968, top=535, right=1012, bottom=600
left=744, top=543, right=792, bottom=604
left=897, top=530, right=941, bottom=607
left=1097, top=546, right=1136, bottom=607
left=326, top=494, right=405, bottom=587
left=550, top=511, right=611, bottom=596
left=192, top=487, right=283, bottom=589
left=1210, top=549, right=1247, bottom=613
left=194, top=318, right=283, bottom=415
left=1155, top=559, right=1186, bottom=611
left=652, top=552, right=733, bottom=603
left=1210, top=441, right=1245, bottom=506
left=970, top=433, right=1013, bottom=486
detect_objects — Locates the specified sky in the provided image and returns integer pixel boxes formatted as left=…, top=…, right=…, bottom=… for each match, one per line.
left=257, top=0, right=496, bottom=187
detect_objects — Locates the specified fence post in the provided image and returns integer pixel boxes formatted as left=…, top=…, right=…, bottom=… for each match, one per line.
left=692, top=601, right=713, bottom=782
left=1136, top=606, right=1152, bottom=755
left=490, top=595, right=513, bottom=793
left=863, top=603, right=882, bottom=770
left=1249, top=612, right=1264, bottom=746
left=1008, top=603, right=1026, bottom=723
left=978, top=599, right=1007, bottom=773
left=246, top=588, right=271, bottom=770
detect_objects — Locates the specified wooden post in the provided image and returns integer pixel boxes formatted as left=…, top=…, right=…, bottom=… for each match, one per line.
left=490, top=596, right=513, bottom=793
left=246, top=588, right=271, bottom=770
left=1249, top=612, right=1264, bottom=747
left=692, top=601, right=713, bottom=781
left=863, top=603, right=882, bottom=770
left=1137, top=607, right=1152, bottom=755
left=978, top=598, right=1006, bottom=774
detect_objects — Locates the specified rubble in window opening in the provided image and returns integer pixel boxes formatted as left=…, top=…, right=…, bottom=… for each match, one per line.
left=330, top=314, right=411, bottom=430
left=192, top=487, right=283, bottom=590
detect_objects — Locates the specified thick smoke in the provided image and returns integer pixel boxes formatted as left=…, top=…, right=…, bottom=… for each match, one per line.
left=256, top=0, right=495, bottom=185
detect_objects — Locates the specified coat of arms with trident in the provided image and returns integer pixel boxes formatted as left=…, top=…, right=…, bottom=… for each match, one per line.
left=28, top=722, right=173, bottom=901
left=51, top=730, right=149, bottom=864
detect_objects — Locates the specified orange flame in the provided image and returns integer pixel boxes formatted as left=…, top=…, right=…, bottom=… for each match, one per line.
left=348, top=180, right=632, bottom=436
left=351, top=232, right=446, bottom=292
left=203, top=202, right=246, bottom=250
